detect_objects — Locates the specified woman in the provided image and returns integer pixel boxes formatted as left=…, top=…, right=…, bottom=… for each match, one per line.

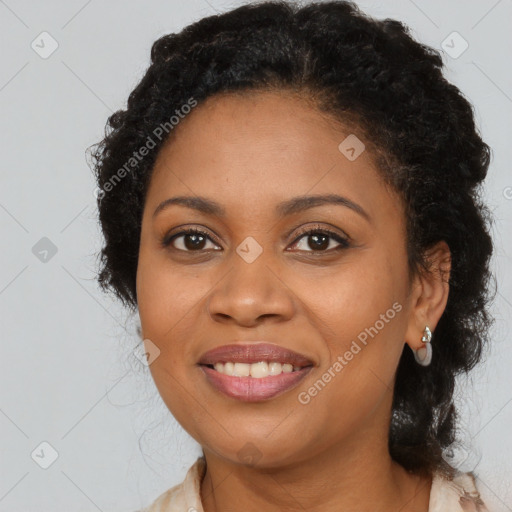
left=90, top=1, right=495, bottom=510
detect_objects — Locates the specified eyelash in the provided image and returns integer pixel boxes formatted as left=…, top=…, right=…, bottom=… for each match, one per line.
left=161, top=225, right=350, bottom=254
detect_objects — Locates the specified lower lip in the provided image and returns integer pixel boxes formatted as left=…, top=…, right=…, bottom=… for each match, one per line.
left=199, top=365, right=313, bottom=402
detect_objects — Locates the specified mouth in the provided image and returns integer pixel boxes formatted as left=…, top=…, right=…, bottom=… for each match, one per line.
left=201, top=361, right=309, bottom=377
left=198, top=342, right=314, bottom=368
left=197, top=342, right=314, bottom=402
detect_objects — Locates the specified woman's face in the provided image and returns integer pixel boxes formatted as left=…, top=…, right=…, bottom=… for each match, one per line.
left=136, top=90, right=416, bottom=467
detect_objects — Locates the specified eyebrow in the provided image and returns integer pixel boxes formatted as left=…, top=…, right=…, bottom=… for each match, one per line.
left=153, top=194, right=370, bottom=221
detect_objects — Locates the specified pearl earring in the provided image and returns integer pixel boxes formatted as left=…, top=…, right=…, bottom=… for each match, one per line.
left=414, top=325, right=432, bottom=366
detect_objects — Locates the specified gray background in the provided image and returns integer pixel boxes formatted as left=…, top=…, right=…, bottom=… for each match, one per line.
left=1, top=0, right=511, bottom=511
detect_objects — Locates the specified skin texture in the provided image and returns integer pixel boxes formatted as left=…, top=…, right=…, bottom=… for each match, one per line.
left=136, top=90, right=451, bottom=512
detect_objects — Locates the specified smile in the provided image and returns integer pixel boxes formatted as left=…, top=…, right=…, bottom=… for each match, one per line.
left=207, top=361, right=304, bottom=377
left=200, top=363, right=313, bottom=402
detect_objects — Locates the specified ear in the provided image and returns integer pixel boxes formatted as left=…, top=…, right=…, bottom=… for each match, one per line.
left=404, top=240, right=451, bottom=352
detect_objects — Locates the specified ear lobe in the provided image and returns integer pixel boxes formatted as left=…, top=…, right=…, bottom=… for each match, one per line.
left=404, top=240, right=451, bottom=351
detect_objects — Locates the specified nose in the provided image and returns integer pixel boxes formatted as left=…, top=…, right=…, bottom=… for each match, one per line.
left=206, top=255, right=296, bottom=327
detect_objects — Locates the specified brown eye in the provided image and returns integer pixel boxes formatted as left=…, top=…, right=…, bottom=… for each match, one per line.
left=162, top=228, right=221, bottom=252
left=290, top=227, right=350, bottom=253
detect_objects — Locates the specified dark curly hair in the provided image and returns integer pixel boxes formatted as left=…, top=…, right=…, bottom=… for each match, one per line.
left=88, top=0, right=494, bottom=477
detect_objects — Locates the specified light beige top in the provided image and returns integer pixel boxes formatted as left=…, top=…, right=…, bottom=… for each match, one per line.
left=139, top=456, right=490, bottom=512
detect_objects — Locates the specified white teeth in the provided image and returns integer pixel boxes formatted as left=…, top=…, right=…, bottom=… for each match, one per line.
left=233, top=362, right=251, bottom=377
left=282, top=363, right=293, bottom=373
left=250, top=361, right=268, bottom=378
left=210, top=361, right=303, bottom=377
left=268, top=362, right=282, bottom=376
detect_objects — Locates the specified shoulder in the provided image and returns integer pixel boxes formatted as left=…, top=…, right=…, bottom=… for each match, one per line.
left=429, top=470, right=491, bottom=512
left=138, top=457, right=206, bottom=512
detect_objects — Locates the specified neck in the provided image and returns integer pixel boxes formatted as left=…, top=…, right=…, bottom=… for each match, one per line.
left=199, top=415, right=432, bottom=512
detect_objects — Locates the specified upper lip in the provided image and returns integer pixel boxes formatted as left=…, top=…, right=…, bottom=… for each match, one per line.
left=198, top=343, right=314, bottom=367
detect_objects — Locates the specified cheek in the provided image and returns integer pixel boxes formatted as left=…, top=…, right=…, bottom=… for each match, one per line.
left=292, top=262, right=406, bottom=440
left=136, top=255, right=208, bottom=434
left=301, top=257, right=402, bottom=343
left=296, top=249, right=409, bottom=400
left=136, top=250, right=206, bottom=337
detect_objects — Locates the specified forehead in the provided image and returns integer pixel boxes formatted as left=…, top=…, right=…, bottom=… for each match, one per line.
left=147, top=90, right=397, bottom=222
